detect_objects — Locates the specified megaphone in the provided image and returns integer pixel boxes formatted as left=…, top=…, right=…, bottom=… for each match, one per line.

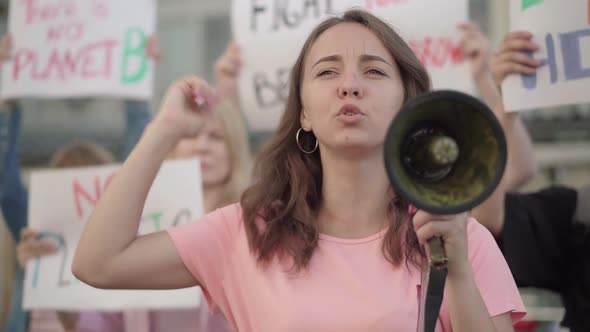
left=384, top=90, right=507, bottom=268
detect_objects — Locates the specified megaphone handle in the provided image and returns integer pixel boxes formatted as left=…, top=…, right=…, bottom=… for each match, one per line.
left=426, top=237, right=448, bottom=269
left=408, top=205, right=448, bottom=269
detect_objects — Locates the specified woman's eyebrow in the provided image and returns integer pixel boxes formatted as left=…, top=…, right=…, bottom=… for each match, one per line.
left=311, top=54, right=392, bottom=69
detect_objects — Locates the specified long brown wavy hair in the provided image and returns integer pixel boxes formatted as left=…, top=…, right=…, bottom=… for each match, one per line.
left=241, top=9, right=431, bottom=271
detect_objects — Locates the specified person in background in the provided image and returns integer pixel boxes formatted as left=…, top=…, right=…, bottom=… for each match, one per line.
left=0, top=35, right=34, bottom=332
left=17, top=97, right=251, bottom=332
left=467, top=27, right=590, bottom=332
left=459, top=22, right=537, bottom=211
left=17, top=140, right=120, bottom=332
left=0, top=32, right=159, bottom=332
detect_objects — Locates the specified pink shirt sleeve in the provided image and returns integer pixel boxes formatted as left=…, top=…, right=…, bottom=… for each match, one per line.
left=467, top=217, right=527, bottom=324
left=166, top=204, right=239, bottom=312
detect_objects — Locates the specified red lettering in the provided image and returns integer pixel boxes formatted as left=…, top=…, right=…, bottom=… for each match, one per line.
left=23, top=0, right=76, bottom=25
left=409, top=37, right=464, bottom=68
left=365, top=0, right=408, bottom=10
left=80, top=53, right=97, bottom=79
left=12, top=39, right=119, bottom=82
left=71, top=172, right=115, bottom=219
left=448, top=39, right=463, bottom=64
left=12, top=49, right=36, bottom=80
left=72, top=177, right=101, bottom=219
left=101, top=39, right=117, bottom=77
left=24, top=0, right=40, bottom=24
left=103, top=171, right=116, bottom=189
left=47, top=22, right=84, bottom=42
left=46, top=26, right=62, bottom=42
left=61, top=49, right=78, bottom=78
left=81, top=39, right=118, bottom=79
left=39, top=49, right=66, bottom=81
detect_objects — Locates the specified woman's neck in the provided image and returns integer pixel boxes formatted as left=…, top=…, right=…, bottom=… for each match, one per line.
left=318, top=150, right=393, bottom=239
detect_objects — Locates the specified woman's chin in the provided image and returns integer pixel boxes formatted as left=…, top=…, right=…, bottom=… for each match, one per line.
left=328, top=139, right=382, bottom=155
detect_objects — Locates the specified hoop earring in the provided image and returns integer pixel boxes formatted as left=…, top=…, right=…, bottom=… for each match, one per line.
left=296, top=128, right=318, bottom=154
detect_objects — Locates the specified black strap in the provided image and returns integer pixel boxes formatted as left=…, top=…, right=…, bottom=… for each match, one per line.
left=424, top=268, right=447, bottom=332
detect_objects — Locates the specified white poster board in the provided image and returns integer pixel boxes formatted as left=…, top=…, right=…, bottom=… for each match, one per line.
left=232, top=0, right=472, bottom=131
left=503, top=0, right=590, bottom=111
left=24, top=159, right=204, bottom=310
left=1, top=0, right=156, bottom=99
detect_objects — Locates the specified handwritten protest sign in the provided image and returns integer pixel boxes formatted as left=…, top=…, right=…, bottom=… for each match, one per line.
left=503, top=0, right=590, bottom=111
left=24, top=159, right=204, bottom=310
left=232, top=0, right=472, bottom=131
left=1, top=0, right=156, bottom=99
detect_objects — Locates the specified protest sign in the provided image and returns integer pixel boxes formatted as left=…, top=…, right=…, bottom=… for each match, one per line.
left=24, top=159, right=203, bottom=310
left=1, top=0, right=156, bottom=99
left=232, top=0, right=472, bottom=131
left=503, top=0, right=590, bottom=111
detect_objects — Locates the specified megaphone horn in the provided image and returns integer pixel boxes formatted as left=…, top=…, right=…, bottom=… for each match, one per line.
left=384, top=90, right=507, bottom=268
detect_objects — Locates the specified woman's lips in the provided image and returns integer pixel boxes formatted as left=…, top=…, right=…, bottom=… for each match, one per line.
left=336, top=104, right=364, bottom=123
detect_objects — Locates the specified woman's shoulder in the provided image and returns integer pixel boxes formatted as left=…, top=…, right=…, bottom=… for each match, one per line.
left=215, top=203, right=243, bottom=220
left=466, top=216, right=494, bottom=239
left=465, top=216, right=500, bottom=256
left=465, top=216, right=504, bottom=263
left=199, top=203, right=246, bottom=237
left=169, top=203, right=245, bottom=244
left=207, top=203, right=244, bottom=227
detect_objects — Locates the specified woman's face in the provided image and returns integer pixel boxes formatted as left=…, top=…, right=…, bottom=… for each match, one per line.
left=172, top=116, right=231, bottom=188
left=300, top=22, right=405, bottom=155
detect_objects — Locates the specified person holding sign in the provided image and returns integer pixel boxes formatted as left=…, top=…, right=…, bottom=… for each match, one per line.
left=471, top=29, right=590, bottom=332
left=0, top=101, right=28, bottom=244
left=0, top=33, right=160, bottom=332
left=0, top=36, right=32, bottom=332
left=15, top=141, right=119, bottom=332
left=0, top=33, right=29, bottom=252
left=72, top=9, right=525, bottom=332
left=456, top=24, right=539, bottom=235
left=15, top=100, right=250, bottom=331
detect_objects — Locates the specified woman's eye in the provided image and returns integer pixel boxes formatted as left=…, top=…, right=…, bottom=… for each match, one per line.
left=317, top=69, right=336, bottom=77
left=366, top=68, right=386, bottom=76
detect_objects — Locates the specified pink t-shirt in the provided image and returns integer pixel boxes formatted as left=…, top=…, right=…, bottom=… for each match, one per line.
left=167, top=204, right=526, bottom=332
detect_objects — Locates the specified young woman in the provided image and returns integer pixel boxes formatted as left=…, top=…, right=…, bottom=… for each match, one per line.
left=73, top=10, right=525, bottom=331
